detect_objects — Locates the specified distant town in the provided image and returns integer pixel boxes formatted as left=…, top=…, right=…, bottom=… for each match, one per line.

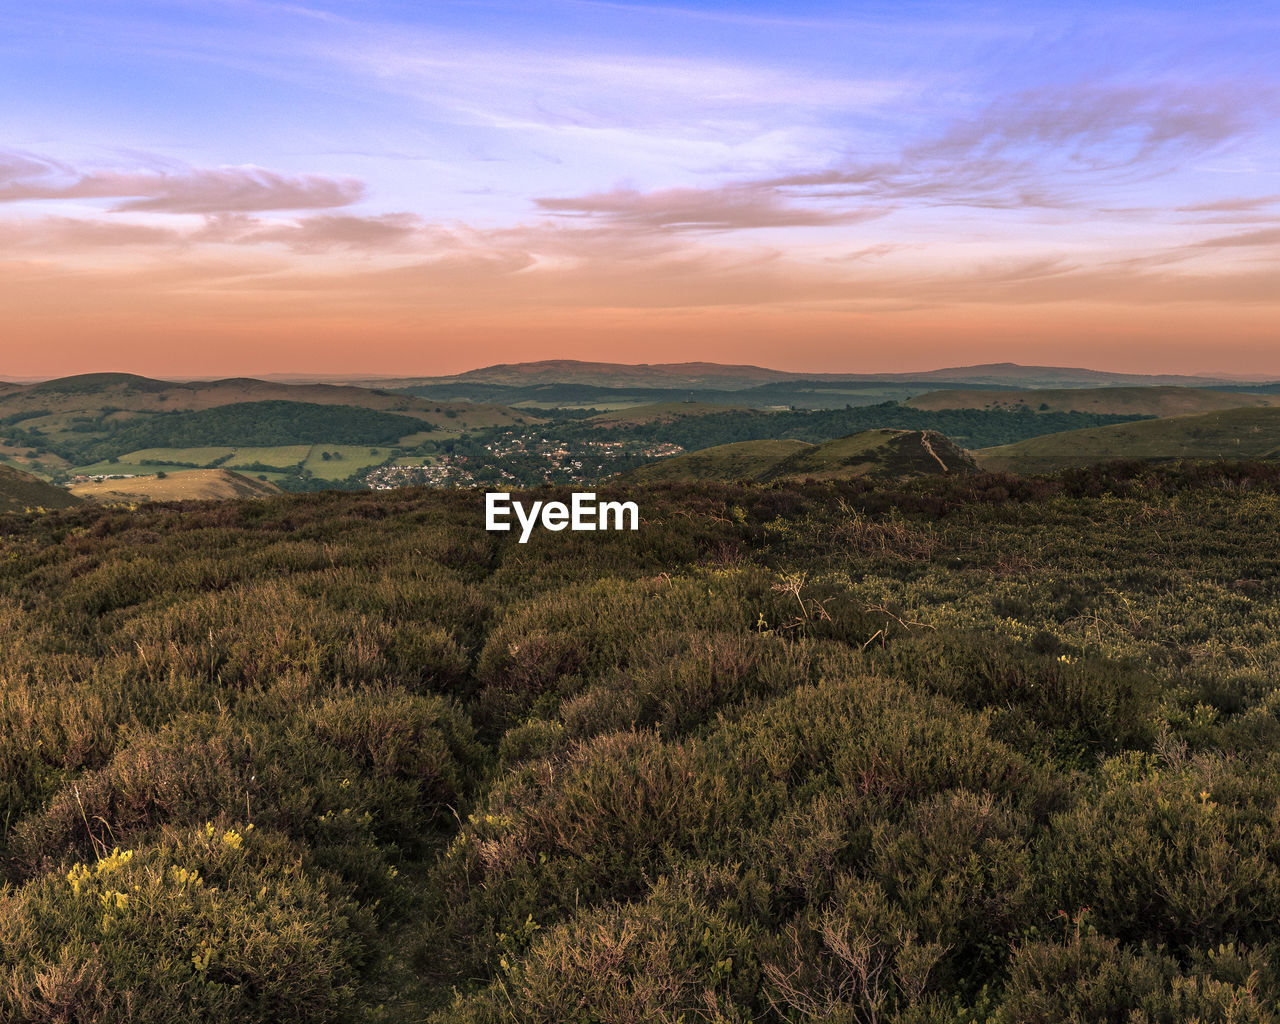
left=364, top=436, right=685, bottom=490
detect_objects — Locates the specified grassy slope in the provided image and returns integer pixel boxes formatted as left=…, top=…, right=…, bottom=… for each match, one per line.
left=627, top=430, right=977, bottom=484
left=907, top=385, right=1280, bottom=416
left=976, top=406, right=1280, bottom=473
left=762, top=428, right=977, bottom=481
left=625, top=439, right=814, bottom=482
left=0, top=464, right=81, bottom=511
left=68, top=469, right=282, bottom=502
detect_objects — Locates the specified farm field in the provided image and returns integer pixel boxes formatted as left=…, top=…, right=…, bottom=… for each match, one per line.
left=300, top=446, right=395, bottom=480
left=67, top=469, right=281, bottom=502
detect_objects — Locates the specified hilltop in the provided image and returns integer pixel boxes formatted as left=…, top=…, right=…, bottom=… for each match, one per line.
left=68, top=468, right=282, bottom=503
left=907, top=385, right=1280, bottom=417
left=0, top=464, right=81, bottom=512
left=975, top=406, right=1280, bottom=473
left=405, top=360, right=797, bottom=390
left=626, top=429, right=976, bottom=484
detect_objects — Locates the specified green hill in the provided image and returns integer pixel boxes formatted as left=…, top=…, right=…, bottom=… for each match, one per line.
left=762, top=429, right=977, bottom=481
left=101, top=401, right=429, bottom=451
left=976, top=407, right=1280, bottom=473
left=627, top=429, right=977, bottom=483
left=0, top=464, right=81, bottom=512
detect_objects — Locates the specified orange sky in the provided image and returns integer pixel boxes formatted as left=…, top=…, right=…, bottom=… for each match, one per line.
left=2, top=1, right=1278, bottom=379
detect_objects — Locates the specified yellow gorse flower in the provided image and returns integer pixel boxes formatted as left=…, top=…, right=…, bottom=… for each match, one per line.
left=66, top=848, right=135, bottom=895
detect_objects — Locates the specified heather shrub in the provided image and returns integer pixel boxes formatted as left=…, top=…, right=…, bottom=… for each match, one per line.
left=996, top=920, right=1278, bottom=1024
left=442, top=873, right=761, bottom=1024
left=879, top=629, right=1160, bottom=757
left=1039, top=761, right=1280, bottom=948
left=0, top=823, right=370, bottom=1024
left=6, top=470, right=1280, bottom=1020
left=759, top=875, right=947, bottom=1023
left=868, top=789, right=1033, bottom=985
left=12, top=694, right=480, bottom=899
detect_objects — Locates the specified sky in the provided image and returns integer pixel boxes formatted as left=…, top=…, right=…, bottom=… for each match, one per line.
left=1, top=0, right=1278, bottom=378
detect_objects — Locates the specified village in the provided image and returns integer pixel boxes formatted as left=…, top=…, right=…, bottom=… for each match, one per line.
left=362, top=434, right=685, bottom=490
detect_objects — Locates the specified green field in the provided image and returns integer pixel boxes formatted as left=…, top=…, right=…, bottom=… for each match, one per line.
left=222, top=446, right=313, bottom=469
left=72, top=459, right=216, bottom=477
left=123, top=446, right=237, bottom=465
left=395, top=431, right=438, bottom=446
left=301, top=446, right=392, bottom=480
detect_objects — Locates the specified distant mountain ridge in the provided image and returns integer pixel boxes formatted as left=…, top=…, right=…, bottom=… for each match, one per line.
left=390, top=360, right=1271, bottom=391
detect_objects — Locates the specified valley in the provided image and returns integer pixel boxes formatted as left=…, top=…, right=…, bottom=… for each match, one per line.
left=6, top=363, right=1280, bottom=506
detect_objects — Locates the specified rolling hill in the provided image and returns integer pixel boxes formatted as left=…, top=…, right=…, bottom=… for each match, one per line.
left=907, top=386, right=1280, bottom=417
left=626, top=429, right=977, bottom=483
left=6, top=373, right=531, bottom=425
left=0, top=374, right=538, bottom=481
left=975, top=407, right=1280, bottom=473
left=0, top=464, right=81, bottom=512
left=68, top=469, right=282, bottom=503
left=403, top=360, right=798, bottom=389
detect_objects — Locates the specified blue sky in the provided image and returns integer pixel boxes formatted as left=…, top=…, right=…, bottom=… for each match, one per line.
left=1, top=0, right=1277, bottom=375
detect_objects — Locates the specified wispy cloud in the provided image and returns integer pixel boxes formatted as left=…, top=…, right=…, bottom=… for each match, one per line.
left=1193, top=226, right=1280, bottom=249
left=1179, top=195, right=1280, bottom=213
left=913, top=81, right=1269, bottom=167
left=533, top=184, right=884, bottom=231
left=0, top=215, right=182, bottom=250
left=0, top=150, right=365, bottom=213
left=775, top=80, right=1274, bottom=209
left=197, top=212, right=430, bottom=252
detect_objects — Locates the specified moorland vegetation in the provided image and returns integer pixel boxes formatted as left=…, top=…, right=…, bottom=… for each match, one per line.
left=4, top=460, right=1280, bottom=1020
